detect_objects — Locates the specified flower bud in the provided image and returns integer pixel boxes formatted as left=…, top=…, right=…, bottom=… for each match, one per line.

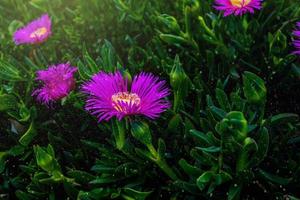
left=170, top=55, right=189, bottom=91
left=131, top=121, right=152, bottom=146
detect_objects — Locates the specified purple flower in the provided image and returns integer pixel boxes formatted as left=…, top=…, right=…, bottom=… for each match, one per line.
left=33, top=63, right=77, bottom=106
left=13, top=14, right=52, bottom=45
left=293, top=22, right=300, bottom=55
left=214, top=0, right=262, bottom=16
left=82, top=71, right=171, bottom=121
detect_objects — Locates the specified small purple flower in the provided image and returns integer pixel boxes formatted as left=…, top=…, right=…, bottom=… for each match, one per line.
left=13, top=14, right=52, bottom=45
left=293, top=22, right=300, bottom=55
left=33, top=63, right=77, bottom=106
left=82, top=71, right=171, bottom=121
left=214, top=0, right=262, bottom=16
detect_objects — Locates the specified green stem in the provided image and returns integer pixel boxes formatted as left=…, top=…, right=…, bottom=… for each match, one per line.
left=112, top=119, right=126, bottom=150
left=146, top=144, right=178, bottom=181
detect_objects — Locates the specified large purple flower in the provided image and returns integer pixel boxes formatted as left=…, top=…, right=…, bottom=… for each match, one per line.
left=82, top=71, right=171, bottom=121
left=13, top=14, right=51, bottom=45
left=214, top=0, right=262, bottom=16
left=32, top=63, right=77, bottom=106
left=293, top=22, right=300, bottom=55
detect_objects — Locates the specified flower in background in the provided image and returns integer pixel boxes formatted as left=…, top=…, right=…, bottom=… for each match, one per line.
left=82, top=71, right=170, bottom=121
left=33, top=63, right=77, bottom=106
left=214, top=0, right=262, bottom=16
left=292, top=22, right=300, bottom=55
left=13, top=14, right=51, bottom=45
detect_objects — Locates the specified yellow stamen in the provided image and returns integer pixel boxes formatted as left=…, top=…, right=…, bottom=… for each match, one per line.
left=30, top=27, right=47, bottom=38
left=111, top=92, right=141, bottom=113
left=230, top=0, right=251, bottom=7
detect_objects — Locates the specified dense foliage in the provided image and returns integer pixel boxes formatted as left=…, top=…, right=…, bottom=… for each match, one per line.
left=0, top=0, right=300, bottom=199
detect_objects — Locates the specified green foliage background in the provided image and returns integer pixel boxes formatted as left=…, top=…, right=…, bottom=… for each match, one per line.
left=0, top=0, right=300, bottom=199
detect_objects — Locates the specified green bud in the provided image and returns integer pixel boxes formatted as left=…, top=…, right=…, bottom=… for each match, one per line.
left=170, top=55, right=188, bottom=91
left=243, top=71, right=267, bottom=104
left=131, top=121, right=152, bottom=146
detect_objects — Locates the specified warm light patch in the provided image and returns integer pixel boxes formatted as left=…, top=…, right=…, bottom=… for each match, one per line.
left=230, top=0, right=251, bottom=7
left=112, top=92, right=141, bottom=113
left=30, top=27, right=47, bottom=38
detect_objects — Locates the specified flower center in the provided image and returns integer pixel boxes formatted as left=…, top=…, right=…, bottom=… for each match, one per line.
left=111, top=92, right=141, bottom=113
left=230, top=0, right=251, bottom=7
left=30, top=27, right=47, bottom=38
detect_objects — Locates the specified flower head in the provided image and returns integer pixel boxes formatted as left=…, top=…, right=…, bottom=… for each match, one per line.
left=293, top=22, right=300, bottom=55
left=214, top=0, right=262, bottom=16
left=82, top=71, right=170, bottom=121
left=33, top=63, right=77, bottom=106
left=13, top=14, right=51, bottom=45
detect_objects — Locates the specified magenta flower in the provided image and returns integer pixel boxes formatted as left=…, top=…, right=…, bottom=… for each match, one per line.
left=293, top=22, right=300, bottom=55
left=214, top=0, right=262, bottom=16
left=82, top=71, right=171, bottom=121
left=13, top=14, right=51, bottom=45
left=32, top=63, right=77, bottom=106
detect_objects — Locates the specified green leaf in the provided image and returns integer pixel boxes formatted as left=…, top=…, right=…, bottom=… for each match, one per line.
left=215, top=171, right=232, bottom=186
left=0, top=152, right=8, bottom=173
left=122, top=188, right=152, bottom=200
left=209, top=106, right=227, bottom=120
left=89, top=176, right=124, bottom=185
left=227, top=183, right=242, bottom=200
left=196, top=171, right=215, bottom=191
left=258, top=169, right=291, bottom=185
left=19, top=121, right=37, bottom=146
left=236, top=137, right=258, bottom=172
left=217, top=111, right=248, bottom=142
left=216, top=88, right=231, bottom=112
left=99, top=40, right=119, bottom=72
left=34, top=145, right=58, bottom=173
left=15, top=190, right=36, bottom=200
left=249, top=127, right=269, bottom=167
left=195, top=146, right=221, bottom=153
left=243, top=71, right=266, bottom=104
left=167, top=114, right=181, bottom=132
left=8, top=20, right=24, bottom=35
left=0, top=94, right=18, bottom=111
left=178, top=159, right=202, bottom=177
left=78, top=188, right=112, bottom=199
left=0, top=60, right=23, bottom=81
left=270, top=113, right=299, bottom=125
left=67, top=170, right=95, bottom=184
left=160, top=34, right=189, bottom=46
left=189, top=129, right=214, bottom=145
left=157, top=138, right=166, bottom=159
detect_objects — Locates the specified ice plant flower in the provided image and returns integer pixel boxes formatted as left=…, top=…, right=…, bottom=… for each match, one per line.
left=32, top=63, right=77, bottom=106
left=292, top=22, right=300, bottom=55
left=13, top=14, right=51, bottom=45
left=214, top=0, right=262, bottom=16
left=82, top=71, right=170, bottom=121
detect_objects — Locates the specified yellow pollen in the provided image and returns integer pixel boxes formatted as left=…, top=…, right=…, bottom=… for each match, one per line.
left=30, top=27, right=47, bottom=38
left=230, top=0, right=251, bottom=7
left=111, top=92, right=141, bottom=113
